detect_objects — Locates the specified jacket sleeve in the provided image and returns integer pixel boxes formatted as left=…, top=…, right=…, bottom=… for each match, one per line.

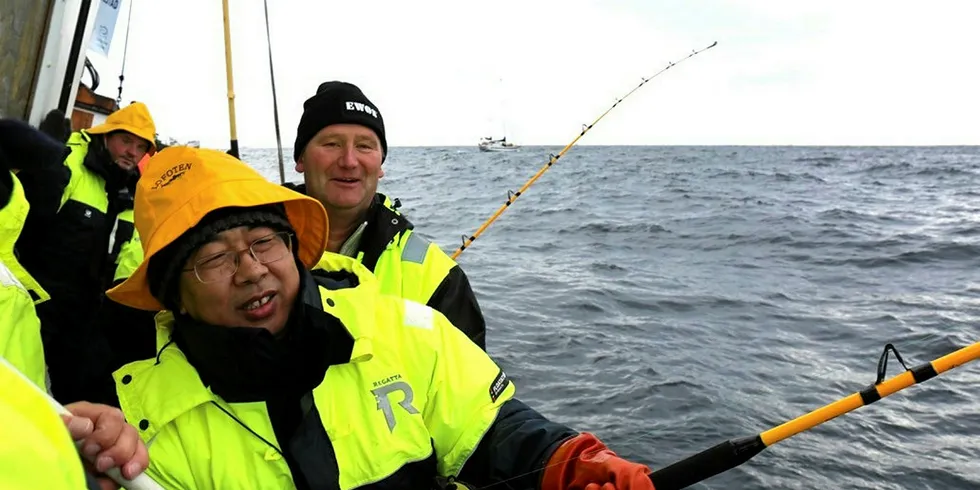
left=458, top=398, right=577, bottom=489
left=0, top=266, right=48, bottom=390
left=427, top=265, right=487, bottom=350
left=0, top=119, right=70, bottom=223
left=415, top=304, right=574, bottom=487
left=96, top=291, right=158, bottom=376
left=16, top=163, right=70, bottom=226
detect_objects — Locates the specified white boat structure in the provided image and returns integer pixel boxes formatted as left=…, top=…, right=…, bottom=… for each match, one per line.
left=1, top=0, right=118, bottom=130
left=0, top=0, right=205, bottom=146
left=478, top=136, right=520, bottom=152
left=478, top=76, right=522, bottom=152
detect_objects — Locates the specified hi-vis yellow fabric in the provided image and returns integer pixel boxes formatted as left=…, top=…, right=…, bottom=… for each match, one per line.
left=112, top=209, right=142, bottom=283
left=61, top=132, right=109, bottom=213
left=107, top=146, right=328, bottom=311
left=86, top=102, right=158, bottom=150
left=0, top=172, right=49, bottom=388
left=113, top=231, right=143, bottom=283
left=0, top=357, right=89, bottom=489
left=371, top=227, right=456, bottom=309
left=0, top=171, right=49, bottom=304
left=113, top=254, right=515, bottom=489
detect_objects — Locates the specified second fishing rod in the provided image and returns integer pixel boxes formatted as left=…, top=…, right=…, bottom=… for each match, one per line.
left=452, top=41, right=718, bottom=261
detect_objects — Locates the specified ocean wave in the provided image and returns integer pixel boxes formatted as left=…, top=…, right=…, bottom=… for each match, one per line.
left=558, top=221, right=669, bottom=235
left=793, top=155, right=841, bottom=164
left=831, top=242, right=980, bottom=268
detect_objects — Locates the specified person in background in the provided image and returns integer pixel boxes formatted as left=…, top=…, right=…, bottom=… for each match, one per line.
left=0, top=118, right=63, bottom=389
left=0, top=117, right=149, bottom=490
left=14, top=102, right=156, bottom=404
left=38, top=108, right=72, bottom=144
left=105, top=146, right=653, bottom=489
left=289, top=81, right=488, bottom=350
left=97, top=152, right=158, bottom=373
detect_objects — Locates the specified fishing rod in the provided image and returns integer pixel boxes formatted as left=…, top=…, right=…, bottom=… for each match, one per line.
left=0, top=356, right=163, bottom=490
left=450, top=41, right=718, bottom=261
left=648, top=340, right=980, bottom=489
left=221, top=0, right=240, bottom=159
left=262, top=0, right=286, bottom=184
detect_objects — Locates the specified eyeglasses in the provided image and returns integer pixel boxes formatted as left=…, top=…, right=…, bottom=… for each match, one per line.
left=183, top=231, right=294, bottom=284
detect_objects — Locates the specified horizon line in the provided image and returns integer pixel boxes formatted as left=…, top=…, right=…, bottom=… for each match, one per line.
left=229, top=143, right=980, bottom=150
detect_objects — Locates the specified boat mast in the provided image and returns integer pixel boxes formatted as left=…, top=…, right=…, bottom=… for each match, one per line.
left=221, top=0, right=240, bottom=158
left=499, top=77, right=508, bottom=141
left=57, top=0, right=94, bottom=114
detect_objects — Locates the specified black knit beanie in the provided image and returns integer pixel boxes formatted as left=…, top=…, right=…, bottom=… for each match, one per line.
left=147, top=204, right=295, bottom=311
left=0, top=117, right=69, bottom=207
left=293, top=81, right=387, bottom=163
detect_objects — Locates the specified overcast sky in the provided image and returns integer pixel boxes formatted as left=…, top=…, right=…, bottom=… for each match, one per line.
left=85, top=0, right=980, bottom=149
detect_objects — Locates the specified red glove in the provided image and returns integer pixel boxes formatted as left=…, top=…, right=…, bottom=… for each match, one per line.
left=541, top=432, right=655, bottom=490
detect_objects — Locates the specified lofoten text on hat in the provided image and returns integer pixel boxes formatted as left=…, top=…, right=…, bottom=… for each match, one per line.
left=345, top=101, right=379, bottom=118
left=151, top=162, right=192, bottom=190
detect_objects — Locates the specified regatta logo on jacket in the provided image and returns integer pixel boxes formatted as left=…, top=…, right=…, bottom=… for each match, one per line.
left=151, top=162, right=192, bottom=190
left=345, top=101, right=379, bottom=119
left=371, top=373, right=418, bottom=432
left=489, top=369, right=510, bottom=403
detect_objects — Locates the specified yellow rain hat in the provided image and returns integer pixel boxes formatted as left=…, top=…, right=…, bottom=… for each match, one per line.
left=86, top=102, right=157, bottom=151
left=107, top=146, right=328, bottom=311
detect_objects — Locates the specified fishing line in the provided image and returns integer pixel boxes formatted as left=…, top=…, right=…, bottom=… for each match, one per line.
left=261, top=0, right=286, bottom=184
left=648, top=340, right=980, bottom=489
left=116, top=0, right=136, bottom=105
left=451, top=41, right=719, bottom=261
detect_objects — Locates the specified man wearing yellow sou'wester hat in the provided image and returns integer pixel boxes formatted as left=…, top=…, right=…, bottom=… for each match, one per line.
left=14, top=101, right=157, bottom=405
left=105, top=146, right=655, bottom=490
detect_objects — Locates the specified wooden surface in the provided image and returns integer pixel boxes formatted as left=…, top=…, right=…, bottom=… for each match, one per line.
left=0, top=0, right=53, bottom=119
left=71, top=109, right=93, bottom=130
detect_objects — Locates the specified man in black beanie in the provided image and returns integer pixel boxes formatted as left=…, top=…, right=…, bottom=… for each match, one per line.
left=287, top=81, right=487, bottom=350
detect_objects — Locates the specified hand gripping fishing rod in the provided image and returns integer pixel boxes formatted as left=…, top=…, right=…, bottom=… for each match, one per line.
left=450, top=41, right=718, bottom=261
left=648, top=340, right=980, bottom=490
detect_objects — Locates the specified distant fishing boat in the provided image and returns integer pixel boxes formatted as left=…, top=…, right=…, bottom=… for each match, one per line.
left=478, top=77, right=520, bottom=152
left=478, top=136, right=520, bottom=152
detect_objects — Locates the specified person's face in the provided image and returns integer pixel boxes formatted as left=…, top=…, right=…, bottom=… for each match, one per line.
left=177, top=226, right=299, bottom=334
left=296, top=124, right=384, bottom=215
left=105, top=132, right=150, bottom=171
